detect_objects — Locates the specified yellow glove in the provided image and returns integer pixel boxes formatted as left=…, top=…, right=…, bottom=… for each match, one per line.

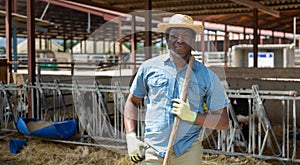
left=171, top=99, right=197, bottom=123
left=126, top=132, right=145, bottom=163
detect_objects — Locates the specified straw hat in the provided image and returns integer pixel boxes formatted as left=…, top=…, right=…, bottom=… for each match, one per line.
left=157, top=14, right=204, bottom=33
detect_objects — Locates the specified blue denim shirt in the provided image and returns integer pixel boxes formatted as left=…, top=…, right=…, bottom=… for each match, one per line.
left=130, top=53, right=227, bottom=157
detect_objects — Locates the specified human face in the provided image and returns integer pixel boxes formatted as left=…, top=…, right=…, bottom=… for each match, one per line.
left=166, top=28, right=195, bottom=58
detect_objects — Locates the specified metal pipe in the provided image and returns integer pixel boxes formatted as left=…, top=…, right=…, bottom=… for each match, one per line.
left=40, top=2, right=50, bottom=20
left=281, top=100, right=286, bottom=157
left=40, top=0, right=126, bottom=23
left=287, top=100, right=290, bottom=158
left=87, top=13, right=91, bottom=33
left=248, top=98, right=252, bottom=153
left=292, top=99, right=297, bottom=159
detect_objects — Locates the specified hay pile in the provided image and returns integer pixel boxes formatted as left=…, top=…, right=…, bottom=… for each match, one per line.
left=0, top=133, right=134, bottom=165
left=0, top=131, right=296, bottom=165
left=202, top=154, right=271, bottom=165
left=27, top=121, right=54, bottom=132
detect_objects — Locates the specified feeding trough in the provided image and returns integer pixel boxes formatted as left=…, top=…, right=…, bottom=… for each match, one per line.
left=16, top=117, right=77, bottom=139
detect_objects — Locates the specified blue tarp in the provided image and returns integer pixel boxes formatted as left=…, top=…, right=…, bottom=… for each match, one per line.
left=17, top=117, right=77, bottom=139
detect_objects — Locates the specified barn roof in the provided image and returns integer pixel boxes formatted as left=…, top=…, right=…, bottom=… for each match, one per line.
left=0, top=0, right=299, bottom=42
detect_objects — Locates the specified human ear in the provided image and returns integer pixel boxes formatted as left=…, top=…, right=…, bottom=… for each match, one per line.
left=166, top=36, right=171, bottom=49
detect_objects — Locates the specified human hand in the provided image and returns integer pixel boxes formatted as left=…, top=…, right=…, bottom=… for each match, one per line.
left=126, top=132, right=145, bottom=163
left=171, top=99, right=197, bottom=123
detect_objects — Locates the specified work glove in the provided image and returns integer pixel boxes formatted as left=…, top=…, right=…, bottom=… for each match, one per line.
left=171, top=99, right=197, bottom=123
left=126, top=132, right=145, bottom=163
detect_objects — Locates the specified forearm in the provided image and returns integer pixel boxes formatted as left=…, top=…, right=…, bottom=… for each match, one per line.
left=124, top=102, right=138, bottom=133
left=124, top=94, right=142, bottom=133
left=124, top=96, right=146, bottom=163
left=194, top=107, right=229, bottom=130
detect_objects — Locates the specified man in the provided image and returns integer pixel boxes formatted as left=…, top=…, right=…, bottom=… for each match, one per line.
left=124, top=14, right=229, bottom=165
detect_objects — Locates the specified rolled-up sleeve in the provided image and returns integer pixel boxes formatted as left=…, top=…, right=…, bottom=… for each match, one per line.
left=130, top=68, right=147, bottom=98
left=205, top=72, right=228, bottom=112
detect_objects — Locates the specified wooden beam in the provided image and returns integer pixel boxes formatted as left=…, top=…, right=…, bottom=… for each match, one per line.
left=230, top=0, right=280, bottom=17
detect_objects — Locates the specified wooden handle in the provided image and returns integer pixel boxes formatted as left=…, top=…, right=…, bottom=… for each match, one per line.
left=163, top=56, right=195, bottom=165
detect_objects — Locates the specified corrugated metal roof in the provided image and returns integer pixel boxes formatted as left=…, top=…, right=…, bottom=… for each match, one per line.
left=0, top=0, right=299, bottom=41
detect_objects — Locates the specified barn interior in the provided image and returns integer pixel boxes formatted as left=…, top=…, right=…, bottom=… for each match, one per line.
left=0, top=0, right=300, bottom=164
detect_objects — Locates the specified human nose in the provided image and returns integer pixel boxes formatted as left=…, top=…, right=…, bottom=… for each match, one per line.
left=176, top=36, right=184, bottom=43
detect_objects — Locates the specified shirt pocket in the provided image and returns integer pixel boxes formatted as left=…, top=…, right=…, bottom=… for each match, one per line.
left=148, top=76, right=168, bottom=87
left=148, top=76, right=169, bottom=103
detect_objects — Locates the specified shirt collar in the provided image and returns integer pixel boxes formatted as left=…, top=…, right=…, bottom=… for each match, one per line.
left=162, top=52, right=171, bottom=62
left=162, top=52, right=201, bottom=71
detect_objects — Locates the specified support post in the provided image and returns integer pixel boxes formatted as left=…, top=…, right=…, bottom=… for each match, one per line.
left=27, top=0, right=36, bottom=118
left=201, top=21, right=205, bottom=64
left=131, top=15, right=137, bottom=74
left=144, top=0, right=152, bottom=60
left=224, top=25, right=229, bottom=67
left=5, top=0, right=12, bottom=83
left=253, top=8, right=258, bottom=68
left=293, top=17, right=297, bottom=48
left=118, top=20, right=123, bottom=63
